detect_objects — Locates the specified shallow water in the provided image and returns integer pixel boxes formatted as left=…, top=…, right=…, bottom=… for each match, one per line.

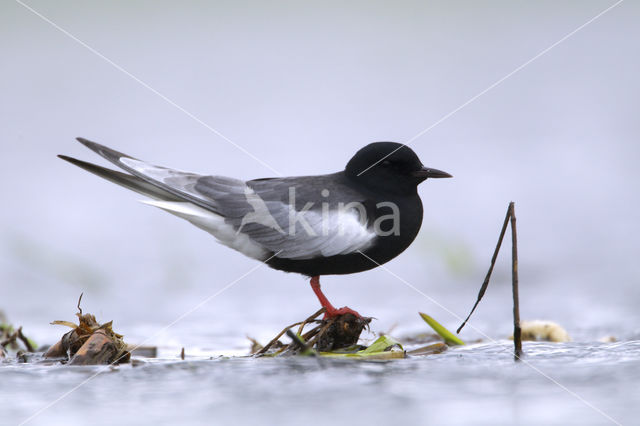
left=3, top=339, right=638, bottom=426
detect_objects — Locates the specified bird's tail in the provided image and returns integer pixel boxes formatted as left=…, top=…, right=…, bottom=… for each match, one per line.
left=58, top=155, right=181, bottom=201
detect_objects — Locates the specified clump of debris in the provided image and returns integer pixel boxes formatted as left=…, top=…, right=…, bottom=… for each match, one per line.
left=250, top=309, right=455, bottom=359
left=44, top=294, right=130, bottom=365
left=252, top=308, right=371, bottom=356
left=1, top=311, right=37, bottom=362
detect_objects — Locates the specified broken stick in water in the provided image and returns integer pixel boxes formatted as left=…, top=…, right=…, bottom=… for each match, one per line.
left=510, top=203, right=522, bottom=360
left=457, top=201, right=523, bottom=361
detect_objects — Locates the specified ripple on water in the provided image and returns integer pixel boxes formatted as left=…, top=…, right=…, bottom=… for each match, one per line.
left=2, top=340, right=639, bottom=425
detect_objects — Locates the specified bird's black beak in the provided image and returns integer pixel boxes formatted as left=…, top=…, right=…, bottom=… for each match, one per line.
left=412, top=166, right=453, bottom=179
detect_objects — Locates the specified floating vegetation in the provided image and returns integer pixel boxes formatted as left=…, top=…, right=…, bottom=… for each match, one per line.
left=419, top=313, right=465, bottom=346
left=252, top=309, right=473, bottom=359
left=44, top=294, right=130, bottom=365
left=318, top=335, right=405, bottom=360
left=255, top=308, right=372, bottom=356
left=515, top=320, right=570, bottom=343
left=1, top=312, right=37, bottom=362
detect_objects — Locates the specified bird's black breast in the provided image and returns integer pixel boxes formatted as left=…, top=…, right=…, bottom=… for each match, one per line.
left=265, top=185, right=424, bottom=276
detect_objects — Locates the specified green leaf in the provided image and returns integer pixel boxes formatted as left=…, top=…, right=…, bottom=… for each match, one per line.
left=319, top=335, right=405, bottom=359
left=419, top=313, right=465, bottom=346
left=360, top=335, right=403, bottom=354
left=319, top=351, right=405, bottom=360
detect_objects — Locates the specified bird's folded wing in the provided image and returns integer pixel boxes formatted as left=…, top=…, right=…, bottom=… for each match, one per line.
left=75, top=138, right=375, bottom=260
left=197, top=176, right=376, bottom=260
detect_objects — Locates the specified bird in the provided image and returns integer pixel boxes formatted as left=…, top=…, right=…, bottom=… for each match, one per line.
left=59, top=138, right=452, bottom=319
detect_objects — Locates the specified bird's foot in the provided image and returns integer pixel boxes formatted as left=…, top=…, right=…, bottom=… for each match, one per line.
left=323, top=306, right=362, bottom=320
left=310, top=276, right=363, bottom=320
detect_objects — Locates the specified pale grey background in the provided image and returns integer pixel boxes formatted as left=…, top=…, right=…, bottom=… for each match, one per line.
left=1, top=0, right=638, bottom=348
left=2, top=2, right=640, bottom=426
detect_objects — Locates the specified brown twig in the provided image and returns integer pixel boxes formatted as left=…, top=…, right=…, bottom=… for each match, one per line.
left=510, top=203, right=522, bottom=360
left=457, top=204, right=512, bottom=334
left=297, top=307, right=325, bottom=336
left=17, top=327, right=35, bottom=352
left=255, top=308, right=325, bottom=355
left=77, top=292, right=84, bottom=316
left=457, top=201, right=524, bottom=361
left=256, top=323, right=302, bottom=355
left=0, top=329, right=18, bottom=348
left=301, top=324, right=322, bottom=341
left=304, top=318, right=336, bottom=349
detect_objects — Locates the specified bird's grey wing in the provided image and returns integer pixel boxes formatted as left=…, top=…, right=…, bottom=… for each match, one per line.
left=216, top=176, right=377, bottom=260
left=71, top=138, right=375, bottom=260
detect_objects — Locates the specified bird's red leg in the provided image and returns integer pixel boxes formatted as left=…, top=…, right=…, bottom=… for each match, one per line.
left=309, top=276, right=361, bottom=319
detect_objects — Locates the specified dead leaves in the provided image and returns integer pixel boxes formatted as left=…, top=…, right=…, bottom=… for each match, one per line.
left=44, top=293, right=130, bottom=365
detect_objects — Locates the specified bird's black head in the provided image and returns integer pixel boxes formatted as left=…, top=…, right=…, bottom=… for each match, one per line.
left=345, top=142, right=452, bottom=195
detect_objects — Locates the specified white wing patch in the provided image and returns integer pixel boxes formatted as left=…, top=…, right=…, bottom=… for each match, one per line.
left=141, top=200, right=270, bottom=261
left=321, top=208, right=376, bottom=257
left=266, top=205, right=376, bottom=260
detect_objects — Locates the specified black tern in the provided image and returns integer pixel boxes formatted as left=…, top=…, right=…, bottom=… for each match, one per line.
left=59, top=138, right=451, bottom=318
